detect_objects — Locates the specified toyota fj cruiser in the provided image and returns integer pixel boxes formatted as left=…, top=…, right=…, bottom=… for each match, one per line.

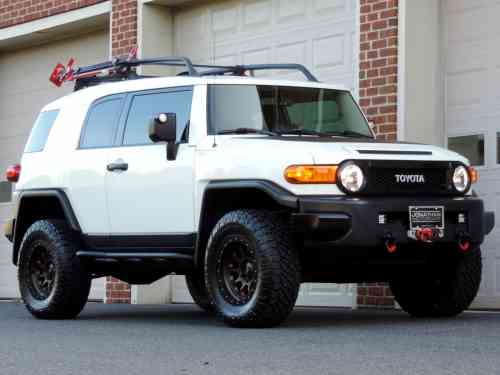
left=3, top=55, right=495, bottom=327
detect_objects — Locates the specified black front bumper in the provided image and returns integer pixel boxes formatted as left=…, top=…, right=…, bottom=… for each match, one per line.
left=292, top=196, right=494, bottom=248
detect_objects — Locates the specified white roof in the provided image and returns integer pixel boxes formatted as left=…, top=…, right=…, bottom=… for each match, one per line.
left=43, top=75, right=350, bottom=111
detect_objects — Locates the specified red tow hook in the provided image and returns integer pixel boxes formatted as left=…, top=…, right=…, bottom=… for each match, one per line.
left=385, top=236, right=397, bottom=254
left=415, top=228, right=434, bottom=242
left=458, top=238, right=471, bottom=252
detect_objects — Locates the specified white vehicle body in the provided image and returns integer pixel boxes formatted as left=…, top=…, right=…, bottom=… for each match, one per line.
left=15, top=76, right=468, bottom=237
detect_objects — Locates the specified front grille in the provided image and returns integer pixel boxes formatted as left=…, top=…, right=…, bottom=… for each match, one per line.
left=356, top=160, right=459, bottom=196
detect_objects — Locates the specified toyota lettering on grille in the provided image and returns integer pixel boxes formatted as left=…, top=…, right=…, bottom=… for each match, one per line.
left=395, top=174, right=426, bottom=184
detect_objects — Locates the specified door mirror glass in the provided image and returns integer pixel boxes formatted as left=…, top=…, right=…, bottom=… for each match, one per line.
left=149, top=113, right=177, bottom=143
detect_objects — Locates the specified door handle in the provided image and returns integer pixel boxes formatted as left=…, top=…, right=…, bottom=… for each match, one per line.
left=107, top=162, right=128, bottom=172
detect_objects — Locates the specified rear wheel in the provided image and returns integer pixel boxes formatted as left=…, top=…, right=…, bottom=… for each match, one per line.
left=18, top=220, right=91, bottom=319
left=205, top=210, right=300, bottom=328
left=390, top=248, right=482, bottom=318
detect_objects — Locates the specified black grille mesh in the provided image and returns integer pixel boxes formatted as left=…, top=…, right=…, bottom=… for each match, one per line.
left=356, top=160, right=458, bottom=196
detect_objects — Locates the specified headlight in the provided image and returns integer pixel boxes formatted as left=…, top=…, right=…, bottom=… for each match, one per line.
left=453, top=165, right=470, bottom=193
left=338, top=162, right=365, bottom=193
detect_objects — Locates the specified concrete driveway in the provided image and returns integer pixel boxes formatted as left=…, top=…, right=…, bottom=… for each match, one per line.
left=0, top=302, right=499, bottom=375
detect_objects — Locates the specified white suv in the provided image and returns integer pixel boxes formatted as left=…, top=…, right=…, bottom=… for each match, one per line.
left=3, top=57, right=495, bottom=327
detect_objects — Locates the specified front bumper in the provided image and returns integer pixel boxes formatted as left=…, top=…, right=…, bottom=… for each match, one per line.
left=292, top=196, right=494, bottom=248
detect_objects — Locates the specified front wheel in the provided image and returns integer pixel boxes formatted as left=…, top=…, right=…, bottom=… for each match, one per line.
left=390, top=247, right=482, bottom=318
left=204, top=210, right=300, bottom=328
left=18, top=220, right=91, bottom=319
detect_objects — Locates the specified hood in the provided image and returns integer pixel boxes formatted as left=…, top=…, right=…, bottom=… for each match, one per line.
left=216, top=136, right=468, bottom=165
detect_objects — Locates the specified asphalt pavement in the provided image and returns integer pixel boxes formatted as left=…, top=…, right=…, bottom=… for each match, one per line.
left=0, top=301, right=499, bottom=375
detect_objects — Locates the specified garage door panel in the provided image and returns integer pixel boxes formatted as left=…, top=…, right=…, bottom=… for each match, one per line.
left=175, top=0, right=357, bottom=308
left=445, top=0, right=500, bottom=308
left=0, top=30, right=109, bottom=301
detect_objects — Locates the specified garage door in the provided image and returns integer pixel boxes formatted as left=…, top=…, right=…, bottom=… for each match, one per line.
left=171, top=0, right=358, bottom=307
left=444, top=0, right=500, bottom=308
left=0, top=30, right=109, bottom=300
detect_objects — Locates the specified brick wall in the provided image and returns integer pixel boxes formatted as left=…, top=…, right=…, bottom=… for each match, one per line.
left=357, top=0, right=399, bottom=308
left=0, top=0, right=106, bottom=29
left=105, top=0, right=138, bottom=304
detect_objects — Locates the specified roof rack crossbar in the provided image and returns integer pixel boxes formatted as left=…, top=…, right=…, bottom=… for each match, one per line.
left=193, top=63, right=319, bottom=82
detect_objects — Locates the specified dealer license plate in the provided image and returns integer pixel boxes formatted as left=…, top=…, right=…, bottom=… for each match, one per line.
left=408, top=206, right=444, bottom=239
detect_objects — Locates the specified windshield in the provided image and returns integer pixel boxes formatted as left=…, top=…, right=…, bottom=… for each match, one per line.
left=208, top=84, right=372, bottom=138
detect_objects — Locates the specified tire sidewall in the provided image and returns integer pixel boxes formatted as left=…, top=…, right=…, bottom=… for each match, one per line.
left=18, top=228, right=61, bottom=313
left=205, top=222, right=264, bottom=319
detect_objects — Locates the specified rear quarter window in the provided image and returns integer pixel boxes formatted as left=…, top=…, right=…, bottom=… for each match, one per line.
left=25, top=110, right=59, bottom=153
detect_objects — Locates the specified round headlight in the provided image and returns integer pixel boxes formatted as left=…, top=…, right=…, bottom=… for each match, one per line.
left=453, top=165, right=470, bottom=193
left=338, top=162, right=365, bottom=193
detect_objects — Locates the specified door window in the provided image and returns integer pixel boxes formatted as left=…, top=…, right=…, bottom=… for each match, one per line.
left=122, top=89, right=193, bottom=146
left=80, top=97, right=124, bottom=149
left=448, top=134, right=485, bottom=166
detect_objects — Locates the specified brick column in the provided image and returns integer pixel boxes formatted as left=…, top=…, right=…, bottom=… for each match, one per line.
left=105, top=0, right=138, bottom=304
left=357, top=0, right=399, bottom=308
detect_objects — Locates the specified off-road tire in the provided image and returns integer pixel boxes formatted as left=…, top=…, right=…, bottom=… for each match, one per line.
left=18, top=220, right=91, bottom=319
left=204, top=210, right=300, bottom=328
left=186, top=272, right=214, bottom=313
left=389, top=248, right=482, bottom=318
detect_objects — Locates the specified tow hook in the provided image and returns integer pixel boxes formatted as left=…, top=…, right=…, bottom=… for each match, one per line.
left=457, top=233, right=471, bottom=252
left=384, top=234, right=397, bottom=254
left=415, top=228, right=434, bottom=242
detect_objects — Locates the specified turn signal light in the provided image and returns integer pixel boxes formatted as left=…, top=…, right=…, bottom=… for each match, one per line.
left=284, top=165, right=338, bottom=184
left=468, top=167, right=478, bottom=184
left=6, top=164, right=21, bottom=183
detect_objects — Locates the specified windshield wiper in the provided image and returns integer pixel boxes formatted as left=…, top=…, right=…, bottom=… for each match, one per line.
left=325, top=130, right=374, bottom=139
left=217, top=128, right=279, bottom=136
left=276, top=129, right=331, bottom=137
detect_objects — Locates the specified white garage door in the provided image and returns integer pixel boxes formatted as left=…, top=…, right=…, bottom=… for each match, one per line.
left=444, top=0, right=500, bottom=308
left=0, top=30, right=109, bottom=300
left=171, top=0, right=358, bottom=307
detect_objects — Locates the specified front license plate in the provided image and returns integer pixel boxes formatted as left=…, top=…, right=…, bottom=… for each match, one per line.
left=408, top=206, right=444, bottom=239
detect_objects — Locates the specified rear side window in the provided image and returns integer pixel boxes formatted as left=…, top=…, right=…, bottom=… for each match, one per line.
left=122, top=89, right=193, bottom=146
left=80, top=98, right=124, bottom=149
left=25, top=110, right=59, bottom=153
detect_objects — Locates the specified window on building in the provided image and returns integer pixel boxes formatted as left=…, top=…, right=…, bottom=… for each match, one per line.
left=448, top=134, right=485, bottom=166
left=25, top=110, right=59, bottom=153
left=0, top=181, right=12, bottom=203
left=80, top=98, right=124, bottom=149
left=123, top=90, right=193, bottom=146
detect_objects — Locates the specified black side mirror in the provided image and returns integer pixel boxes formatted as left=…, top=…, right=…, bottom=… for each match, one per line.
left=149, top=113, right=177, bottom=143
left=149, top=113, right=178, bottom=161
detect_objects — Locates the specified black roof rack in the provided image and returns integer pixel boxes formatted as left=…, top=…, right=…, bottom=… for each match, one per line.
left=49, top=51, right=319, bottom=91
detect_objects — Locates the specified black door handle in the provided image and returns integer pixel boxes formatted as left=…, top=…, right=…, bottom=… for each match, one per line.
left=107, top=162, right=128, bottom=172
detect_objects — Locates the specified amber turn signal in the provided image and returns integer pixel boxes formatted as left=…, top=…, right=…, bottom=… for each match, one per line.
left=468, top=166, right=478, bottom=184
left=284, top=165, right=338, bottom=184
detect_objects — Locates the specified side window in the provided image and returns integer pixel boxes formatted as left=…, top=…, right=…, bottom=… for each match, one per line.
left=123, top=90, right=193, bottom=146
left=25, top=110, right=59, bottom=153
left=80, top=98, right=124, bottom=149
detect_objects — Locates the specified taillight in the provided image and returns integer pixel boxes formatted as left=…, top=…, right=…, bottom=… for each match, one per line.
left=6, top=164, right=21, bottom=182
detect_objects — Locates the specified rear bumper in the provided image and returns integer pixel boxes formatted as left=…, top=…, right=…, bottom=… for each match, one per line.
left=292, top=196, right=494, bottom=248
left=3, top=218, right=14, bottom=243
